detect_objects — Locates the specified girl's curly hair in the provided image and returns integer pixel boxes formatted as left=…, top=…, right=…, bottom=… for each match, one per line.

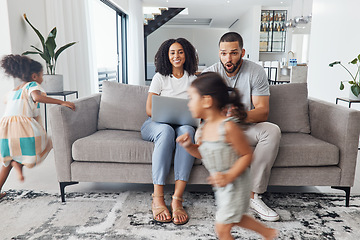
left=154, top=38, right=198, bottom=76
left=1, top=54, right=43, bottom=82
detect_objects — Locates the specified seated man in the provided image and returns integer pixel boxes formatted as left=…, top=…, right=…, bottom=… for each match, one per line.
left=203, top=32, right=281, bottom=221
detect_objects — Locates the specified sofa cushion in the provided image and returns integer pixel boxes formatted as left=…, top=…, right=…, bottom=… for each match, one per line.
left=98, top=81, right=149, bottom=131
left=273, top=133, right=339, bottom=167
left=268, top=83, right=311, bottom=133
left=72, top=130, right=203, bottom=165
left=73, top=130, right=153, bottom=164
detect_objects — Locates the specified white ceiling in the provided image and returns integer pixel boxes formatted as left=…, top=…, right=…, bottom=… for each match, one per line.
left=142, top=0, right=293, bottom=28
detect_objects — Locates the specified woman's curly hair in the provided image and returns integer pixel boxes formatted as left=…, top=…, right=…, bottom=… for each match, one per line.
left=154, top=38, right=198, bottom=76
left=1, top=54, right=43, bottom=82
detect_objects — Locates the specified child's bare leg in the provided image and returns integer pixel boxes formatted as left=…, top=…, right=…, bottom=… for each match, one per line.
left=236, top=215, right=277, bottom=240
left=11, top=161, right=24, bottom=182
left=215, top=222, right=235, bottom=240
left=0, top=164, right=13, bottom=193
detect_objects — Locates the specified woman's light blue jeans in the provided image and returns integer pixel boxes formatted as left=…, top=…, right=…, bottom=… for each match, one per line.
left=141, top=117, right=195, bottom=185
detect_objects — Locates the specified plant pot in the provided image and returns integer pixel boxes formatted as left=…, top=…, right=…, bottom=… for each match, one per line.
left=42, top=74, right=64, bottom=93
left=349, top=88, right=360, bottom=100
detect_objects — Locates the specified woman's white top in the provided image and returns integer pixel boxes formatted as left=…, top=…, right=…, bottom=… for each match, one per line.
left=148, top=71, right=196, bottom=99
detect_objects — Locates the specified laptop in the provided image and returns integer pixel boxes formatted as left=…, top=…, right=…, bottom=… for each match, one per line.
left=151, top=95, right=200, bottom=127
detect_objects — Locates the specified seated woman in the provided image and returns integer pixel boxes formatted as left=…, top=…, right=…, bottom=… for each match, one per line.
left=141, top=38, right=198, bottom=225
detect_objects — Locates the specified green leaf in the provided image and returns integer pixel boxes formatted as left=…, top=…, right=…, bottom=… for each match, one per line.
left=45, top=37, right=56, bottom=58
left=349, top=81, right=355, bottom=84
left=49, top=27, right=57, bottom=38
left=40, top=52, right=51, bottom=63
left=54, top=42, right=77, bottom=62
left=350, top=58, right=358, bottom=64
left=351, top=85, right=360, bottom=97
left=30, top=45, right=43, bottom=53
left=340, top=81, right=344, bottom=90
left=45, top=27, right=57, bottom=58
left=47, top=63, right=54, bottom=75
left=23, top=14, right=45, bottom=51
left=22, top=51, right=41, bottom=55
left=358, top=54, right=360, bottom=61
left=329, top=61, right=341, bottom=67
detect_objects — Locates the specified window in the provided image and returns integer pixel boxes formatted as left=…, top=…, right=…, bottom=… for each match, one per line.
left=91, top=0, right=128, bottom=91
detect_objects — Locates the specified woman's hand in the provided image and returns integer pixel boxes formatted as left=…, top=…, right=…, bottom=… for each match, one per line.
left=176, top=132, right=193, bottom=148
left=207, top=172, right=234, bottom=187
left=61, top=101, right=76, bottom=111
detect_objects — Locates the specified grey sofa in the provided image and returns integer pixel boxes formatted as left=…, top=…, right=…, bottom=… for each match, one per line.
left=49, top=81, right=360, bottom=205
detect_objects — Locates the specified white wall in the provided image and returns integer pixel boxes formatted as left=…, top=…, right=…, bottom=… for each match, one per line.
left=0, top=0, right=13, bottom=117
left=128, top=0, right=145, bottom=85
left=6, top=0, right=95, bottom=97
left=230, top=5, right=261, bottom=62
left=112, top=0, right=129, bottom=13
left=291, top=34, right=310, bottom=64
left=307, top=0, right=360, bottom=103
left=147, top=27, right=228, bottom=67
left=7, top=0, right=47, bottom=63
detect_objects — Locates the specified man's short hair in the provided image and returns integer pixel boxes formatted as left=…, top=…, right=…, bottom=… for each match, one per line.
left=219, top=32, right=243, bottom=49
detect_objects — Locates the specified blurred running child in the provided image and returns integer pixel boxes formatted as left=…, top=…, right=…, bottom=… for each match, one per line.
left=176, top=72, right=277, bottom=240
left=0, top=54, right=75, bottom=199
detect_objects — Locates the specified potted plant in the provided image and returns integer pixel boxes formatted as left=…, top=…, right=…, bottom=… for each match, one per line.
left=22, top=14, right=77, bottom=92
left=329, top=54, right=360, bottom=98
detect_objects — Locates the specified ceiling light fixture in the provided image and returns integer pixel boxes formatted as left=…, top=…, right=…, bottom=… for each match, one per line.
left=285, top=0, right=312, bottom=28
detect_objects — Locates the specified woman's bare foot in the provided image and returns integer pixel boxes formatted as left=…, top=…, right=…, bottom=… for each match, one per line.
left=11, top=161, right=24, bottom=182
left=263, top=228, right=278, bottom=240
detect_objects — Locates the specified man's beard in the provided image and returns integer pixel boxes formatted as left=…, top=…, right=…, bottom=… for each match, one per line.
left=221, top=57, right=242, bottom=74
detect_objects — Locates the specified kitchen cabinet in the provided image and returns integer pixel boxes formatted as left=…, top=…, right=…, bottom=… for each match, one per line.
left=260, top=10, right=287, bottom=52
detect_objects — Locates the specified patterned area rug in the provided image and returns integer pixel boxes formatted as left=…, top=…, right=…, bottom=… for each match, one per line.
left=1, top=190, right=360, bottom=240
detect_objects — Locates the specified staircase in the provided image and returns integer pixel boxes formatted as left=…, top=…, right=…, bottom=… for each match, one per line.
left=144, top=7, right=185, bottom=37
left=143, top=7, right=185, bottom=80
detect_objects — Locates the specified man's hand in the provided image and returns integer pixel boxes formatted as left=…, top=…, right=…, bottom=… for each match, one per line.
left=226, top=105, right=238, bottom=117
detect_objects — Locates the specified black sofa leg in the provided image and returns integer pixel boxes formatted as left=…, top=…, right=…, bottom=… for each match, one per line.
left=60, top=182, right=79, bottom=202
left=331, top=186, right=351, bottom=207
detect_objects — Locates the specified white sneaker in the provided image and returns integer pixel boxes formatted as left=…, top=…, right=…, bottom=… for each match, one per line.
left=250, top=194, right=279, bottom=222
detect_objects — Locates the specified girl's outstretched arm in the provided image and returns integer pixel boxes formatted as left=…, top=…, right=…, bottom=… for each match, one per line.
left=30, top=90, right=76, bottom=110
left=176, top=132, right=202, bottom=159
left=208, top=121, right=253, bottom=187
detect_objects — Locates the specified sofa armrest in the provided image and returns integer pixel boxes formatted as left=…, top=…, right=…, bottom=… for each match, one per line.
left=309, top=98, right=360, bottom=186
left=48, top=93, right=101, bottom=182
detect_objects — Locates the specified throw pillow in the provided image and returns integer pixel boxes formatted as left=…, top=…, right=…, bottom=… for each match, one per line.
left=98, top=81, right=149, bottom=131
left=268, top=83, right=310, bottom=133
